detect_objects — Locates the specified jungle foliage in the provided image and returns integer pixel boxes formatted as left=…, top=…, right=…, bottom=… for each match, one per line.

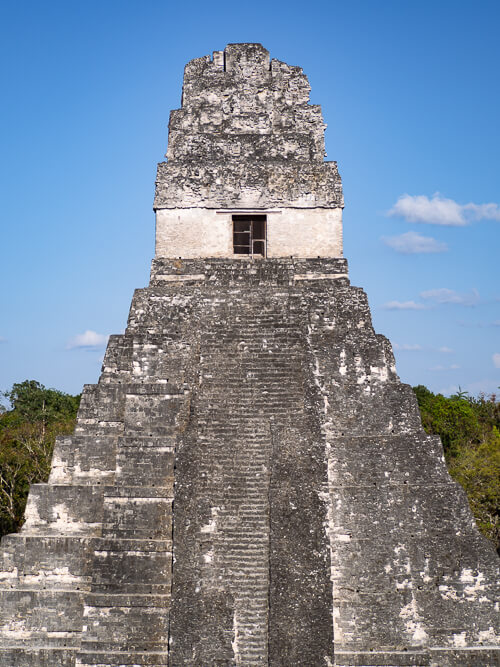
left=0, top=380, right=80, bottom=537
left=413, top=385, right=500, bottom=551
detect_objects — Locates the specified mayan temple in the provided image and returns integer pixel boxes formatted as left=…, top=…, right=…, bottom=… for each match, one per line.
left=1, top=43, right=499, bottom=667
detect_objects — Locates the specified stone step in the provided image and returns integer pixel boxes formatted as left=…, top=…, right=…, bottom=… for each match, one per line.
left=333, top=650, right=431, bottom=666
left=76, top=650, right=168, bottom=666
left=0, top=534, right=92, bottom=591
left=49, top=435, right=117, bottom=485
left=0, top=647, right=78, bottom=666
left=79, top=603, right=169, bottom=653
left=0, top=590, right=84, bottom=635
left=89, top=546, right=171, bottom=594
left=101, top=496, right=172, bottom=540
left=21, top=485, right=105, bottom=536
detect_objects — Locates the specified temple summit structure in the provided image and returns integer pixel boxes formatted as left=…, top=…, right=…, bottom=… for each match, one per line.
left=0, top=43, right=499, bottom=667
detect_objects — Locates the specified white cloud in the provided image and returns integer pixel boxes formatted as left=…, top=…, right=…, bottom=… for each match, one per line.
left=493, top=353, right=500, bottom=369
left=382, top=300, right=427, bottom=310
left=464, top=202, right=500, bottom=221
left=382, top=231, right=447, bottom=254
left=439, top=346, right=454, bottom=353
left=431, top=364, right=460, bottom=371
left=388, top=193, right=500, bottom=226
left=420, top=288, right=480, bottom=306
left=67, top=330, right=109, bottom=349
left=393, top=342, right=422, bottom=350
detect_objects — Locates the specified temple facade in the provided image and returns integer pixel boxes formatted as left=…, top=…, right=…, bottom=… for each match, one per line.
left=0, top=43, right=498, bottom=667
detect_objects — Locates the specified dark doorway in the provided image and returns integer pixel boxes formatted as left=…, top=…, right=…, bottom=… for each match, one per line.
left=233, top=215, right=267, bottom=257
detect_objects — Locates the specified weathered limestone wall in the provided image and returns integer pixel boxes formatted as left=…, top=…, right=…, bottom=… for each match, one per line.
left=0, top=44, right=499, bottom=667
left=155, top=207, right=343, bottom=258
left=154, top=43, right=344, bottom=258
left=1, top=259, right=498, bottom=667
left=154, top=161, right=343, bottom=210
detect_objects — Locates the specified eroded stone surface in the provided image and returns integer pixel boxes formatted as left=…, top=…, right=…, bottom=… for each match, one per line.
left=153, top=43, right=344, bottom=259
left=0, top=44, right=499, bottom=667
left=155, top=43, right=340, bottom=210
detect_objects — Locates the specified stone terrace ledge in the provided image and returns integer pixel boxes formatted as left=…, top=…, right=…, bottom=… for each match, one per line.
left=150, top=257, right=349, bottom=287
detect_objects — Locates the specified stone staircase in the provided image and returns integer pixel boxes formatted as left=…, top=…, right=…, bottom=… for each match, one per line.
left=0, top=258, right=498, bottom=666
left=168, top=289, right=333, bottom=665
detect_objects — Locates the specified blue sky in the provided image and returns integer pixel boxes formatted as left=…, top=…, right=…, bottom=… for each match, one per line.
left=1, top=0, right=499, bottom=398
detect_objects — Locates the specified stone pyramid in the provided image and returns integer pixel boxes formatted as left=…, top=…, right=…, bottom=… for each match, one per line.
left=0, top=43, right=499, bottom=667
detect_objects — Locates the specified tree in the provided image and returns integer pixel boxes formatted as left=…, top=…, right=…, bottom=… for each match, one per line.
left=448, top=427, right=500, bottom=548
left=3, top=380, right=80, bottom=426
left=413, top=385, right=500, bottom=551
left=0, top=381, right=80, bottom=537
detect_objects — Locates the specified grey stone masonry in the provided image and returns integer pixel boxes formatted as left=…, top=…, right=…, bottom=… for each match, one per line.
left=154, top=43, right=343, bottom=210
left=0, top=44, right=499, bottom=667
left=0, top=259, right=499, bottom=666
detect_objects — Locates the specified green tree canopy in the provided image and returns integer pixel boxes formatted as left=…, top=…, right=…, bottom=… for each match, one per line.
left=3, top=380, right=80, bottom=426
left=413, top=385, right=500, bottom=551
left=0, top=380, right=80, bottom=537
